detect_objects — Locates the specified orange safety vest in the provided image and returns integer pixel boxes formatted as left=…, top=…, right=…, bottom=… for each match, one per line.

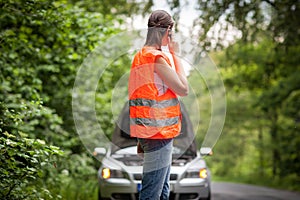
left=128, top=46, right=181, bottom=139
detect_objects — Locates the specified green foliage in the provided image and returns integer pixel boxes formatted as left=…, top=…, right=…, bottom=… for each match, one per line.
left=0, top=0, right=126, bottom=199
left=193, top=0, right=300, bottom=49
left=0, top=0, right=123, bottom=146
left=45, top=152, right=99, bottom=200
left=188, top=0, right=300, bottom=190
left=68, top=0, right=149, bottom=16
left=0, top=131, right=63, bottom=199
left=96, top=53, right=132, bottom=138
left=208, top=37, right=300, bottom=190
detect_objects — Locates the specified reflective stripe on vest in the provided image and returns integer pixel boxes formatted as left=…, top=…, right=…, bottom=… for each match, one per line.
left=129, top=98, right=179, bottom=108
left=129, top=97, right=180, bottom=127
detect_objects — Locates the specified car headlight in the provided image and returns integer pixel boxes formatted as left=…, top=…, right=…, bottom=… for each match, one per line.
left=101, top=168, right=127, bottom=179
left=184, top=168, right=208, bottom=179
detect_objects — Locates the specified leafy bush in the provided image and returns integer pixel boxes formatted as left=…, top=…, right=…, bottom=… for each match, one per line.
left=0, top=131, right=63, bottom=200
left=0, top=1, right=123, bottom=199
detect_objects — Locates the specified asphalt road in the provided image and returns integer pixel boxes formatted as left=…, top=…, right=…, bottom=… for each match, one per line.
left=211, top=182, right=300, bottom=200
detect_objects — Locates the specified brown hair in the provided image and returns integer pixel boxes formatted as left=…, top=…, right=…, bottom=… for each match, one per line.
left=145, top=10, right=174, bottom=48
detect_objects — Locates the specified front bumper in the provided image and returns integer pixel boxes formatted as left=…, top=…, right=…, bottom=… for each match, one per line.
left=99, top=178, right=139, bottom=199
left=171, top=178, right=210, bottom=200
left=99, top=177, right=210, bottom=200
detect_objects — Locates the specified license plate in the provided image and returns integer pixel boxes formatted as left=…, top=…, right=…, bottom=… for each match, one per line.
left=137, top=183, right=142, bottom=192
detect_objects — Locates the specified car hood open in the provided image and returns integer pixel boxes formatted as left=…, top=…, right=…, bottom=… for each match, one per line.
left=110, top=102, right=197, bottom=156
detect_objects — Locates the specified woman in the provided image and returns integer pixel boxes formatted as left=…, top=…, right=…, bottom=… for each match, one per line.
left=128, top=10, right=188, bottom=200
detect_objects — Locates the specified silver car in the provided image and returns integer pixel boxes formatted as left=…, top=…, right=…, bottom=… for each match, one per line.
left=94, top=103, right=212, bottom=200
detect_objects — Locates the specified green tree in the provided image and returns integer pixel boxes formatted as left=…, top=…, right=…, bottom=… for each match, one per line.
left=0, top=0, right=128, bottom=198
left=188, top=0, right=300, bottom=189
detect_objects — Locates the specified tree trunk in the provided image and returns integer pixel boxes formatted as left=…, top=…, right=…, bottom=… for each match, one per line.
left=269, top=111, right=280, bottom=177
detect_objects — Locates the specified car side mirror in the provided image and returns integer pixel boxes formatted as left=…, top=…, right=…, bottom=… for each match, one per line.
left=93, top=147, right=107, bottom=156
left=200, top=147, right=213, bottom=156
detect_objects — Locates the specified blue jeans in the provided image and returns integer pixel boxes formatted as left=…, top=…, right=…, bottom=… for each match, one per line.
left=137, top=138, right=173, bottom=200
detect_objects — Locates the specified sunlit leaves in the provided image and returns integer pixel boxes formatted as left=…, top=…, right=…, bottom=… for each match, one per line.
left=0, top=131, right=63, bottom=199
left=0, top=0, right=123, bottom=199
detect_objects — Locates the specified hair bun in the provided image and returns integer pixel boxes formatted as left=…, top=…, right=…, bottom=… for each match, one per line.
left=148, top=22, right=161, bottom=27
left=147, top=10, right=173, bottom=28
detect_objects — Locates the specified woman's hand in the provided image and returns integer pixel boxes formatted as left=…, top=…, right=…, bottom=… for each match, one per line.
left=168, top=39, right=180, bottom=54
left=137, top=141, right=144, bottom=158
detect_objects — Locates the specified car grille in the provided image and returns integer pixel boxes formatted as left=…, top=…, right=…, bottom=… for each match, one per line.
left=133, top=174, right=177, bottom=180
left=179, top=193, right=198, bottom=200
left=170, top=174, right=178, bottom=180
left=112, top=193, right=131, bottom=199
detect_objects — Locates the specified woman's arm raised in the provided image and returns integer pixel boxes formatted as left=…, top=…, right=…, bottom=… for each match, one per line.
left=154, top=55, right=189, bottom=96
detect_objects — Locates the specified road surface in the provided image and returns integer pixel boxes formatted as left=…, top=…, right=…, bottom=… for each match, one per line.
left=212, top=182, right=300, bottom=200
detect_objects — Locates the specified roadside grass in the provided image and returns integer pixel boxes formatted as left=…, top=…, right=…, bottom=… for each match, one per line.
left=54, top=176, right=98, bottom=200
